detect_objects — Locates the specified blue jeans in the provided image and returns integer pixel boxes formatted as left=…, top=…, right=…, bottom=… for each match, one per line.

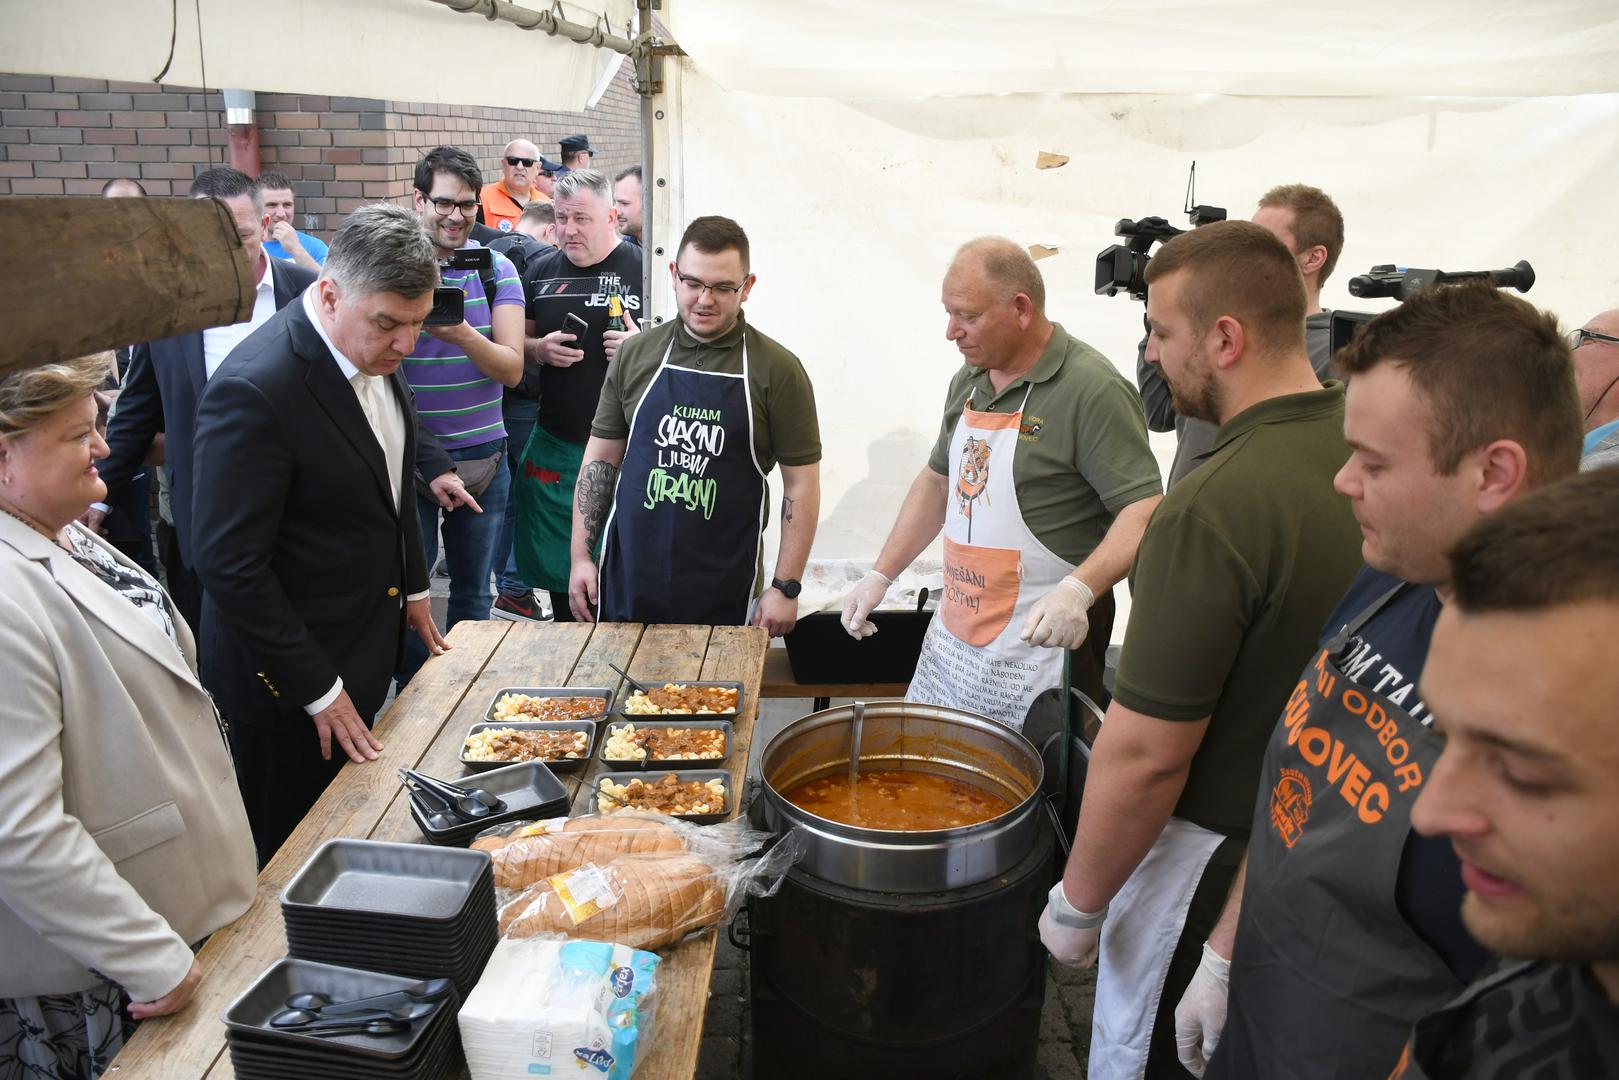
left=495, top=397, right=539, bottom=595
left=398, top=436, right=509, bottom=685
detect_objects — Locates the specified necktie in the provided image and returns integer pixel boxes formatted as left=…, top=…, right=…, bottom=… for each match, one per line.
left=351, top=372, right=385, bottom=451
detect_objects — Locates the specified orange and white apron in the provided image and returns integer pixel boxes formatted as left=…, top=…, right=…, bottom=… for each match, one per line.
left=907, top=386, right=1074, bottom=731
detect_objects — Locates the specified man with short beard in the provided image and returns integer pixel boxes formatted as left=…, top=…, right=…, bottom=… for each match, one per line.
left=1041, top=221, right=1363, bottom=1080
left=514, top=170, right=642, bottom=621
left=1385, top=467, right=1619, bottom=1077
left=257, top=170, right=328, bottom=271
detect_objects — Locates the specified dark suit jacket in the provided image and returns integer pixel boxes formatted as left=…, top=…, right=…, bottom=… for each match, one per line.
left=190, top=298, right=430, bottom=730
left=101, top=262, right=454, bottom=569
left=100, top=260, right=317, bottom=568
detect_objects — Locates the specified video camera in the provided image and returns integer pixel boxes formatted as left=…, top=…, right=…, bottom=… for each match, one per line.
left=425, top=246, right=493, bottom=326
left=1095, top=163, right=1226, bottom=301
left=1330, top=259, right=1537, bottom=355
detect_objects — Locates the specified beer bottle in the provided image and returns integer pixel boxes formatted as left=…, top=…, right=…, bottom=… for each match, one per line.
left=606, top=293, right=627, bottom=332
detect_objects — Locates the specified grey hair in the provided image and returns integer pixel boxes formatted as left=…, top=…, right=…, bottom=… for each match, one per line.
left=323, top=203, right=440, bottom=300
left=552, top=169, right=612, bottom=207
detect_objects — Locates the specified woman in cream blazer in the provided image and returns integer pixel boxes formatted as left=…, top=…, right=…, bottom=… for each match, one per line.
left=0, top=353, right=256, bottom=1079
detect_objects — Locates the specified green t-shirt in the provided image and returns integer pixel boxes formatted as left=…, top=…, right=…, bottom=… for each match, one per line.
left=591, top=312, right=821, bottom=472
left=926, top=323, right=1162, bottom=564
left=1112, top=383, right=1364, bottom=837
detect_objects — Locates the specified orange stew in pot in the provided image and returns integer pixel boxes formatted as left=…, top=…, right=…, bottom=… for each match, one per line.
left=783, top=769, right=1012, bottom=831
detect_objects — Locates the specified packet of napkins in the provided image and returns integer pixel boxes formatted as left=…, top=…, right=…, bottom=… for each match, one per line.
left=459, top=936, right=659, bottom=1079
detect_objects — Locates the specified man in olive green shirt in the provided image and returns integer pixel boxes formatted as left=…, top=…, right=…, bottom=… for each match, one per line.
left=568, top=215, right=820, bottom=633
left=1039, top=221, right=1363, bottom=1080
left=842, top=236, right=1162, bottom=713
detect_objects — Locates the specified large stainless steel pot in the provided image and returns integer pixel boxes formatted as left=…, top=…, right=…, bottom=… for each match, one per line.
left=756, top=702, right=1044, bottom=893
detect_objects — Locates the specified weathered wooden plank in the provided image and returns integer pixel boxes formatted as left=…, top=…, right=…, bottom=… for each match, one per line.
left=368, top=621, right=593, bottom=845
left=107, top=621, right=509, bottom=1079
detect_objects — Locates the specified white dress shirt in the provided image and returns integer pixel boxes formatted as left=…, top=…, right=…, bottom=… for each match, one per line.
left=298, top=287, right=428, bottom=716
left=204, top=255, right=276, bottom=379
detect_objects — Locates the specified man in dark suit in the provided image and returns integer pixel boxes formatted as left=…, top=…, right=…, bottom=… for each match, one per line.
left=95, top=168, right=318, bottom=635
left=191, top=203, right=452, bottom=865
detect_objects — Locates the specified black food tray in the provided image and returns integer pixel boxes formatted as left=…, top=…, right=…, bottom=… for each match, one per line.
left=459, top=720, right=597, bottom=774
left=483, top=685, right=614, bottom=724
left=220, top=958, right=455, bottom=1062
left=599, top=718, right=733, bottom=769
left=617, top=679, right=745, bottom=717
left=588, top=769, right=733, bottom=825
left=783, top=609, right=931, bottom=684
left=281, top=840, right=492, bottom=924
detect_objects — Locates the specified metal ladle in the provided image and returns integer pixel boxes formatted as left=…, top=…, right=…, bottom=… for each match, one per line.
left=283, top=977, right=453, bottom=1018
left=847, top=700, right=865, bottom=786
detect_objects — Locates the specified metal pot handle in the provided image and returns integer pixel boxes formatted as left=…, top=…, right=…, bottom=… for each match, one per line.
left=1043, top=795, right=1071, bottom=860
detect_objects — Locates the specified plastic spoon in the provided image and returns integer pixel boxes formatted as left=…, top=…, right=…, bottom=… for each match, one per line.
left=301, top=1017, right=412, bottom=1039
left=398, top=772, right=464, bottom=831
left=283, top=977, right=453, bottom=1017
left=402, top=770, right=503, bottom=817
left=270, top=1000, right=436, bottom=1030
left=607, top=661, right=655, bottom=698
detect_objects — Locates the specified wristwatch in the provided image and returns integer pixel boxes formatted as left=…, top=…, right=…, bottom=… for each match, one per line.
left=1047, top=882, right=1108, bottom=929
left=770, top=577, right=802, bottom=599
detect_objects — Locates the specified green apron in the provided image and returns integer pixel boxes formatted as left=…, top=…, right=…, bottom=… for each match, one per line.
left=514, top=423, right=585, bottom=593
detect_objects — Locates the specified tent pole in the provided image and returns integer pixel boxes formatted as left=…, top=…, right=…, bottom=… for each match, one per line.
left=426, top=0, right=637, bottom=54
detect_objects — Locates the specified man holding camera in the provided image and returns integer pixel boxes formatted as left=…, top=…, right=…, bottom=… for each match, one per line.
left=515, top=169, right=643, bottom=622
left=1138, top=184, right=1345, bottom=487
left=396, top=146, right=524, bottom=679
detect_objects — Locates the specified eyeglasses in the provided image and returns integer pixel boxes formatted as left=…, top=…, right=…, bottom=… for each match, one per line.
left=505, top=156, right=536, bottom=167
left=675, top=270, right=745, bottom=298
left=428, top=197, right=480, bottom=217
left=1565, top=328, right=1619, bottom=350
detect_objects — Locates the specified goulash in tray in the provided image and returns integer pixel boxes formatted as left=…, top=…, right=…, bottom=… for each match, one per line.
left=489, top=693, right=604, bottom=722
left=622, top=683, right=739, bottom=715
left=465, top=726, right=590, bottom=764
left=603, top=723, right=725, bottom=762
left=598, top=773, right=727, bottom=816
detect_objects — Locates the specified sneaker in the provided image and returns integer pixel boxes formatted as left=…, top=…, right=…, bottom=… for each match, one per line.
left=491, top=590, right=550, bottom=622
left=432, top=557, right=450, bottom=579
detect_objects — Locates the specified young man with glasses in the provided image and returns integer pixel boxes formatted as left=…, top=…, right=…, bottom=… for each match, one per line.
left=481, top=138, right=546, bottom=234
left=397, top=146, right=524, bottom=677
left=513, top=169, right=643, bottom=622
left=564, top=215, right=822, bottom=633
left=1567, top=312, right=1619, bottom=469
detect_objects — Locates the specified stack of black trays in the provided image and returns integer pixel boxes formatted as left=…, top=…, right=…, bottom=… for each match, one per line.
left=281, top=839, right=498, bottom=998
left=222, top=958, right=461, bottom=1080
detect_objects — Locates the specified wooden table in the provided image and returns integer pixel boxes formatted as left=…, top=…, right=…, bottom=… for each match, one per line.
left=106, top=620, right=769, bottom=1080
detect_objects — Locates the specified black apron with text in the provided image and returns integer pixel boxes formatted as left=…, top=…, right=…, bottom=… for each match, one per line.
left=1209, top=585, right=1462, bottom=1079
left=597, top=335, right=766, bottom=624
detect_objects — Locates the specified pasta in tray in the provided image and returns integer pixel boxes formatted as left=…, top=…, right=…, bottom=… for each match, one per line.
left=622, top=684, right=738, bottom=715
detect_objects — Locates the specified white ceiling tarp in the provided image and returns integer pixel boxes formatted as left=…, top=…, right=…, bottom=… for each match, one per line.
left=673, top=0, right=1619, bottom=99
left=658, top=2, right=1619, bottom=625
left=0, top=0, right=633, bottom=112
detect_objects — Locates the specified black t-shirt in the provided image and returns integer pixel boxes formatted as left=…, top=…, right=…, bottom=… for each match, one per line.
left=1399, top=960, right=1619, bottom=1078
left=1319, top=566, right=1489, bottom=982
left=522, top=240, right=644, bottom=444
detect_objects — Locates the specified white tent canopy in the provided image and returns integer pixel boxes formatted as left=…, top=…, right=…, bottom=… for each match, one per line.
left=0, top=0, right=634, bottom=111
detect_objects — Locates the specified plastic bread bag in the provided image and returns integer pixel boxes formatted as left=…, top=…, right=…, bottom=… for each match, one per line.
left=459, top=936, right=659, bottom=1080
left=494, top=833, right=803, bottom=953
left=471, top=810, right=771, bottom=892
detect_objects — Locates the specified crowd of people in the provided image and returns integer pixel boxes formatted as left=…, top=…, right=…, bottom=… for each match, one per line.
left=1, top=145, right=1616, bottom=1080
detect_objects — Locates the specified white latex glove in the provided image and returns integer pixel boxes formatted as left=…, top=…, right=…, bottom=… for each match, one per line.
left=1020, top=576, right=1095, bottom=650
left=1037, top=887, right=1105, bottom=968
left=840, top=570, right=892, bottom=640
left=1174, top=941, right=1232, bottom=1077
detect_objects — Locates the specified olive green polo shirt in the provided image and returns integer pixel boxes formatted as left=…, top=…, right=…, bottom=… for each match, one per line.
left=591, top=311, right=821, bottom=472
left=925, top=323, right=1162, bottom=565
left=1112, top=383, right=1364, bottom=837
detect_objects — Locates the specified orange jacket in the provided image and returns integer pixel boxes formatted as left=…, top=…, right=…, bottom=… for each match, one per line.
left=481, top=180, right=547, bottom=233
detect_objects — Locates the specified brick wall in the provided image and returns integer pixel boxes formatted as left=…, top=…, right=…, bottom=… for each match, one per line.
left=0, top=63, right=642, bottom=236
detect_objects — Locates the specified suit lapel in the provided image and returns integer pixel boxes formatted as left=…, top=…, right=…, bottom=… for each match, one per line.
left=181, top=331, right=206, bottom=397
left=288, top=302, right=397, bottom=513
left=387, top=369, right=417, bottom=514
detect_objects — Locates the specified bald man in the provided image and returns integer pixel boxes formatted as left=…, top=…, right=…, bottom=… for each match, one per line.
left=1570, top=308, right=1619, bottom=469
left=482, top=138, right=545, bottom=233
left=842, top=236, right=1162, bottom=724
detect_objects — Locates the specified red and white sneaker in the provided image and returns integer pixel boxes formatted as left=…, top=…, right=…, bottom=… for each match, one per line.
left=490, top=590, right=550, bottom=622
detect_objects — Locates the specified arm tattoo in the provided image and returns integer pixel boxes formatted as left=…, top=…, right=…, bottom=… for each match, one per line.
left=781, top=494, right=795, bottom=524
left=577, top=460, right=619, bottom=553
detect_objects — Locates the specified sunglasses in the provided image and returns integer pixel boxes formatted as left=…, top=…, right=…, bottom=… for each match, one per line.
left=505, top=156, right=536, bottom=167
